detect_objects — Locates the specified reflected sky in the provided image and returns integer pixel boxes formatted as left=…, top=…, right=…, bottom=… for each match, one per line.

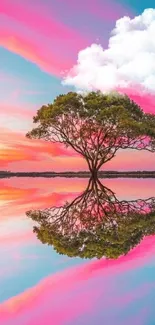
left=0, top=177, right=155, bottom=324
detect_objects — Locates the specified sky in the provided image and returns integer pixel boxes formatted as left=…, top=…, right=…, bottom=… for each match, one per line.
left=1, top=177, right=155, bottom=324
left=1, top=0, right=155, bottom=171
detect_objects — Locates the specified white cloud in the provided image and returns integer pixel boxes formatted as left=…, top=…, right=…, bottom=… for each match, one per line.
left=62, top=8, right=155, bottom=94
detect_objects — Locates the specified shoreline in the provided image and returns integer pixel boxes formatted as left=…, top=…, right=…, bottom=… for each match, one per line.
left=1, top=171, right=155, bottom=178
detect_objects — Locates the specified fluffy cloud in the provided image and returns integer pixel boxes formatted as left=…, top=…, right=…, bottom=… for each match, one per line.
left=63, top=8, right=155, bottom=94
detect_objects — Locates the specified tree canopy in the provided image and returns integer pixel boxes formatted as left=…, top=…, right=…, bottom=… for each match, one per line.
left=26, top=91, right=155, bottom=175
left=26, top=178, right=155, bottom=259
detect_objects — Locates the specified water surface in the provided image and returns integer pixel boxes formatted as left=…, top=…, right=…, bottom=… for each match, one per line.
left=0, top=177, right=155, bottom=325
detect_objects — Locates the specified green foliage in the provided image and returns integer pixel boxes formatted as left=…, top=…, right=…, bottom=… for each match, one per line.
left=26, top=91, right=155, bottom=172
left=26, top=178, right=155, bottom=259
left=30, top=211, right=155, bottom=260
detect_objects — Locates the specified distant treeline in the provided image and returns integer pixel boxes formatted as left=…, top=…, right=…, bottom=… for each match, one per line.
left=1, top=170, right=155, bottom=178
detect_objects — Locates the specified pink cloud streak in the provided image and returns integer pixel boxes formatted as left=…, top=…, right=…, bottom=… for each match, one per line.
left=0, top=0, right=88, bottom=76
left=0, top=230, right=35, bottom=246
left=2, top=128, right=155, bottom=171
left=0, top=0, right=131, bottom=76
left=0, top=235, right=155, bottom=324
left=0, top=0, right=85, bottom=42
left=0, top=128, right=77, bottom=168
left=119, top=87, right=155, bottom=114
left=0, top=28, right=69, bottom=76
left=0, top=104, right=34, bottom=119
left=66, top=0, right=130, bottom=21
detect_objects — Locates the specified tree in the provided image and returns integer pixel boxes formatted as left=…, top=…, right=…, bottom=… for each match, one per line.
left=26, top=178, right=155, bottom=259
left=26, top=91, right=155, bottom=177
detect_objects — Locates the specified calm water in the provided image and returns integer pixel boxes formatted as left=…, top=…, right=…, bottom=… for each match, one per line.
left=0, top=177, right=155, bottom=325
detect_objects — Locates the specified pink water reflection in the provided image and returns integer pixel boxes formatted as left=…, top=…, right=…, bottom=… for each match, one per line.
left=0, top=177, right=155, bottom=324
left=1, top=177, right=155, bottom=216
left=0, top=234, right=155, bottom=325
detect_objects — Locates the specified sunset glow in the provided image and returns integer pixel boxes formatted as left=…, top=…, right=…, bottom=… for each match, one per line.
left=1, top=1, right=155, bottom=324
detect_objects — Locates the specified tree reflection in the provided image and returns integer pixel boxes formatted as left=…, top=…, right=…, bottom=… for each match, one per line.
left=26, top=178, right=155, bottom=259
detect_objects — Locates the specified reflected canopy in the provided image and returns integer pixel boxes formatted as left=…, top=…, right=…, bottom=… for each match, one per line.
left=26, top=178, right=155, bottom=259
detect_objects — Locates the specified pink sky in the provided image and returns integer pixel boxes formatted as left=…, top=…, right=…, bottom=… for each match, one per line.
left=1, top=89, right=155, bottom=171
left=0, top=1, right=154, bottom=172
left=1, top=130, right=155, bottom=171
left=0, top=0, right=89, bottom=76
left=0, top=0, right=129, bottom=76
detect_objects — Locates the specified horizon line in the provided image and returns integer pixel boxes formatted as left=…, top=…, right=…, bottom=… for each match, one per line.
left=1, top=170, right=155, bottom=179
left=1, top=170, right=155, bottom=174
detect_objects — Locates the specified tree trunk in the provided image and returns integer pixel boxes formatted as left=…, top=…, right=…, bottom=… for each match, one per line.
left=90, top=168, right=98, bottom=179
left=86, top=153, right=115, bottom=179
